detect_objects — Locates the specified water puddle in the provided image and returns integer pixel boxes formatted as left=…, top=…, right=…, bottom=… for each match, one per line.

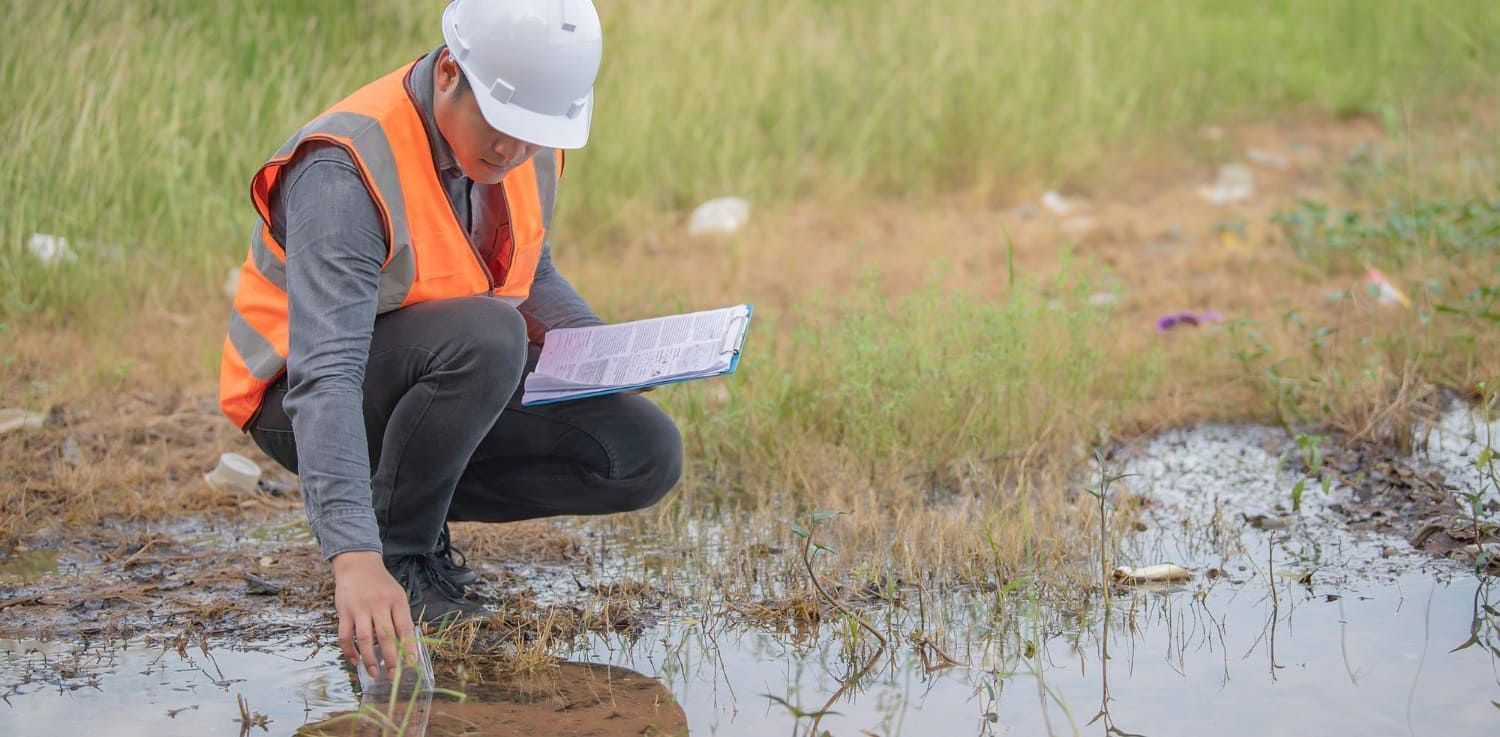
left=3, top=572, right=1496, bottom=736
left=3, top=406, right=1496, bottom=735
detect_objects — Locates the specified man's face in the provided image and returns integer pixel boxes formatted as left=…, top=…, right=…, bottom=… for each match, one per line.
left=433, top=50, right=540, bottom=184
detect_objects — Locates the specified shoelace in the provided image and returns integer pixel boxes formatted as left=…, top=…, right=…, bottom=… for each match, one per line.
left=436, top=524, right=468, bottom=569
left=392, top=554, right=467, bottom=602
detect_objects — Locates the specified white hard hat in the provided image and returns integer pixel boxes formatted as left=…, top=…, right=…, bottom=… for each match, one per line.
left=441, top=0, right=603, bottom=149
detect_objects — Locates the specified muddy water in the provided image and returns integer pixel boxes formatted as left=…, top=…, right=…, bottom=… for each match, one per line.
left=2, top=572, right=1496, bottom=736
left=2, top=407, right=1496, bottom=736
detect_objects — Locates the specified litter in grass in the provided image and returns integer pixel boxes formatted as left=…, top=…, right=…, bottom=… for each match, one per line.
left=0, top=408, right=47, bottom=435
left=204, top=451, right=262, bottom=494
left=1040, top=189, right=1074, bottom=216
left=686, top=197, right=751, bottom=236
left=1364, top=266, right=1411, bottom=308
left=25, top=233, right=75, bottom=266
left=1199, top=163, right=1254, bottom=204
left=1154, top=310, right=1222, bottom=333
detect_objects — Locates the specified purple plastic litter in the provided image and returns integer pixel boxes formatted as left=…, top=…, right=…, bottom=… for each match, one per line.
left=1155, top=310, right=1222, bottom=333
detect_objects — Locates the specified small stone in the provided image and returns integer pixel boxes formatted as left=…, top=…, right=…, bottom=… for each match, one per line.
left=1244, top=511, right=1290, bottom=530
left=1087, top=292, right=1119, bottom=307
left=256, top=478, right=288, bottom=497
left=243, top=572, right=282, bottom=596
left=60, top=436, right=82, bottom=468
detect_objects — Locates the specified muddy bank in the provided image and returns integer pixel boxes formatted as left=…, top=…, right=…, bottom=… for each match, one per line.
left=2, top=403, right=1494, bottom=644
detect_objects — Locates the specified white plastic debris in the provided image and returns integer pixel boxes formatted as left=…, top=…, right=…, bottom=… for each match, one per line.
left=1112, top=563, right=1194, bottom=584
left=687, top=197, right=751, bottom=236
left=26, top=233, right=76, bottom=266
left=0, top=408, right=47, bottom=435
left=1198, top=163, right=1254, bottom=204
left=1246, top=146, right=1291, bottom=169
left=1040, top=190, right=1073, bottom=217
left=204, top=452, right=262, bottom=494
left=1364, top=267, right=1410, bottom=308
left=223, top=267, right=241, bottom=299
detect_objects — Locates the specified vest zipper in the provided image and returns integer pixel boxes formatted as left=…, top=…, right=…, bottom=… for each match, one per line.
left=466, top=226, right=495, bottom=293
left=495, top=186, right=516, bottom=289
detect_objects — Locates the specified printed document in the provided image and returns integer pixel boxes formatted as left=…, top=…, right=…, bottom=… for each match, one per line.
left=521, top=304, right=752, bottom=405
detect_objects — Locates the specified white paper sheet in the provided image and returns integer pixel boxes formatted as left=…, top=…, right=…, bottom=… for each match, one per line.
left=523, top=305, right=750, bottom=403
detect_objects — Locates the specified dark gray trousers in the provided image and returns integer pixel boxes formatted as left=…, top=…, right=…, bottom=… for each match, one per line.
left=249, top=297, right=683, bottom=557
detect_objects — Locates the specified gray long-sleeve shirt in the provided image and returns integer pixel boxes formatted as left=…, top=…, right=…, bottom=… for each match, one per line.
left=271, top=48, right=600, bottom=559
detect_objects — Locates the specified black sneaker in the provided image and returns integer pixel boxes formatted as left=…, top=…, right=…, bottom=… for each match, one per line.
left=386, top=554, right=487, bottom=625
left=434, top=523, right=481, bottom=589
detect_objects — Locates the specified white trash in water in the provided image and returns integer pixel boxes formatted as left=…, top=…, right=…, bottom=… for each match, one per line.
left=26, top=233, right=76, bottom=266
left=1040, top=190, right=1073, bottom=217
left=1112, top=563, right=1194, bottom=584
left=223, top=267, right=241, bottom=299
left=204, top=452, right=262, bottom=494
left=0, top=408, right=47, bottom=435
left=687, top=197, right=751, bottom=236
left=1198, top=163, right=1254, bottom=205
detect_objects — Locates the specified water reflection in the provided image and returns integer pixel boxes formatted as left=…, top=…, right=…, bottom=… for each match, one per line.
left=2, top=572, right=1496, bottom=736
left=298, top=662, right=687, bottom=737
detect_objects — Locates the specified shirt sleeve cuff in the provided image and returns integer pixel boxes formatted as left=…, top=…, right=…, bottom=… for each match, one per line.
left=311, top=509, right=384, bottom=561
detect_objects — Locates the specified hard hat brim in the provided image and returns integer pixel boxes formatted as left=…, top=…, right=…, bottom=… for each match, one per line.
left=485, top=86, right=592, bottom=150
left=456, top=62, right=594, bottom=150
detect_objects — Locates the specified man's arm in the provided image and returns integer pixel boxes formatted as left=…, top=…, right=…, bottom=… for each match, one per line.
left=278, top=145, right=385, bottom=560
left=518, top=238, right=603, bottom=342
left=276, top=144, right=414, bottom=678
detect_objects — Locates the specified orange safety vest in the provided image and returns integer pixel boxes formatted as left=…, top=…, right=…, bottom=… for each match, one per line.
left=219, top=60, right=563, bottom=429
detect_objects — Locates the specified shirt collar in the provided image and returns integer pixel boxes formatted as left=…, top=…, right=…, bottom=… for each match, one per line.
left=410, top=46, right=462, bottom=177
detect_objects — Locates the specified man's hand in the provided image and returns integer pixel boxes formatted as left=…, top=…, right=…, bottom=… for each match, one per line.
left=332, top=550, right=417, bottom=679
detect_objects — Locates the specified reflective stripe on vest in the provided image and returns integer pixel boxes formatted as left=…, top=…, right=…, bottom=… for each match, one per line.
left=219, top=60, right=564, bottom=429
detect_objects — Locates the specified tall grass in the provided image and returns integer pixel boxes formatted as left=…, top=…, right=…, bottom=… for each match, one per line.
left=3, top=0, right=1499, bottom=323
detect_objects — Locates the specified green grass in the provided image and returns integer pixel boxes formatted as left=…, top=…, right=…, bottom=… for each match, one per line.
left=4, top=0, right=1500, bottom=323
left=669, top=269, right=1140, bottom=502
left=1272, top=198, right=1500, bottom=272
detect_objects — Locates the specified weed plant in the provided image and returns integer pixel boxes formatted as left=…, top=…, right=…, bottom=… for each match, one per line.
left=1273, top=199, right=1500, bottom=272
